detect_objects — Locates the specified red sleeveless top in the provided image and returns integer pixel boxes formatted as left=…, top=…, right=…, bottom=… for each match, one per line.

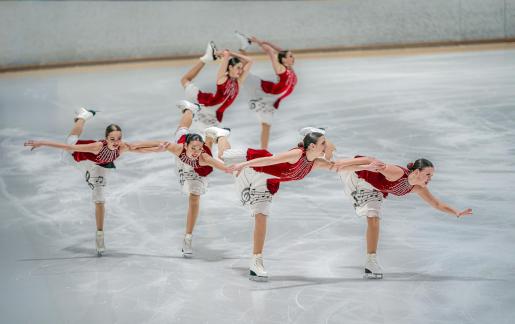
left=177, top=135, right=213, bottom=177
left=197, top=78, right=239, bottom=122
left=72, top=140, right=120, bottom=168
left=261, top=69, right=297, bottom=109
left=356, top=166, right=414, bottom=198
left=247, top=147, right=314, bottom=194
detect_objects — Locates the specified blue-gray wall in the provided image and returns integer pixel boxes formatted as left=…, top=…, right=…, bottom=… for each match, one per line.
left=1, top=0, right=515, bottom=69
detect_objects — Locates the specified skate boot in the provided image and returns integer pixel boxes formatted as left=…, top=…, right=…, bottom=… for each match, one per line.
left=234, top=31, right=251, bottom=51
left=364, top=253, right=383, bottom=279
left=249, top=254, right=268, bottom=282
left=177, top=99, right=201, bottom=115
left=182, top=234, right=193, bottom=258
left=200, top=41, right=218, bottom=63
left=96, top=230, right=105, bottom=256
left=204, top=126, right=231, bottom=144
left=74, top=107, right=96, bottom=122
left=298, top=126, right=326, bottom=137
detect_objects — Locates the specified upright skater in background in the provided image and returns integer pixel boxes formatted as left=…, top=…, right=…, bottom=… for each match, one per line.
left=24, top=108, right=159, bottom=256
left=337, top=157, right=473, bottom=279
left=178, top=41, right=253, bottom=149
left=235, top=32, right=297, bottom=150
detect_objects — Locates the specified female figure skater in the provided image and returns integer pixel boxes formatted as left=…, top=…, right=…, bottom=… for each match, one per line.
left=214, top=128, right=382, bottom=281
left=24, top=108, right=159, bottom=256
left=178, top=42, right=253, bottom=149
left=129, top=107, right=234, bottom=258
left=235, top=32, right=297, bottom=149
left=336, top=157, right=473, bottom=279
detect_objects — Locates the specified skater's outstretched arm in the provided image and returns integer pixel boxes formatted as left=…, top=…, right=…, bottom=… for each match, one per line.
left=334, top=156, right=383, bottom=169
left=413, top=186, right=473, bottom=218
left=122, top=141, right=173, bottom=153
left=200, top=153, right=233, bottom=173
left=24, top=140, right=102, bottom=154
left=318, top=158, right=384, bottom=172
left=233, top=149, right=302, bottom=174
left=251, top=36, right=283, bottom=52
left=127, top=141, right=183, bottom=155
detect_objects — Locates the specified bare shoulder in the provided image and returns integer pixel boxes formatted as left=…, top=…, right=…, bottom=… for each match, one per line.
left=216, top=75, right=228, bottom=85
left=168, top=143, right=183, bottom=156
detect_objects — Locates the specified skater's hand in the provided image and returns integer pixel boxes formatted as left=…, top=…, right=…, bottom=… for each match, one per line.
left=233, top=162, right=247, bottom=176
left=365, top=160, right=386, bottom=172
left=250, top=36, right=260, bottom=44
left=224, top=164, right=236, bottom=174
left=456, top=208, right=473, bottom=218
left=24, top=140, right=42, bottom=151
left=156, top=141, right=170, bottom=152
left=216, top=50, right=230, bottom=59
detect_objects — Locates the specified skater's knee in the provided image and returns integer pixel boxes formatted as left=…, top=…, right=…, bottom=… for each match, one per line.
left=367, top=215, right=380, bottom=227
left=189, top=193, right=200, bottom=204
left=254, top=213, right=268, bottom=225
left=180, top=78, right=190, bottom=88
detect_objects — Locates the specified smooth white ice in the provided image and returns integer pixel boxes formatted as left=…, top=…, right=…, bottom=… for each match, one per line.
left=1, top=48, right=515, bottom=324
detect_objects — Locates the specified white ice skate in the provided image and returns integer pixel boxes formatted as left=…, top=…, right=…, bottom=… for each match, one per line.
left=234, top=31, right=251, bottom=51
left=74, top=107, right=96, bottom=122
left=364, top=253, right=383, bottom=279
left=249, top=254, right=268, bottom=282
left=177, top=100, right=201, bottom=115
left=200, top=41, right=218, bottom=63
left=96, top=230, right=105, bottom=256
left=204, top=126, right=231, bottom=143
left=298, top=126, right=326, bottom=137
left=182, top=234, right=193, bottom=258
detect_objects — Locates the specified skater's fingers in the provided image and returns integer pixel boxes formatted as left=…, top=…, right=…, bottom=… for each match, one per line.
left=457, top=208, right=473, bottom=218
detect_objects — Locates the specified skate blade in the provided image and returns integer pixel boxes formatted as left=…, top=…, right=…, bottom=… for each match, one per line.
left=249, top=270, right=268, bottom=282
left=249, top=275, right=268, bottom=282
left=363, top=273, right=383, bottom=279
left=96, top=251, right=104, bottom=257
left=182, top=249, right=193, bottom=258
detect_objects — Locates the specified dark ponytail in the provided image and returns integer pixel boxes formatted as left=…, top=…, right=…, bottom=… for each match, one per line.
left=278, top=50, right=289, bottom=65
left=407, top=158, right=434, bottom=172
left=185, top=133, right=204, bottom=144
left=298, top=132, right=324, bottom=150
left=105, top=124, right=122, bottom=137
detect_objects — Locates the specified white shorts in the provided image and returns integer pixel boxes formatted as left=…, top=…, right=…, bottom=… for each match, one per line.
left=175, top=159, right=208, bottom=196
left=245, top=74, right=280, bottom=126
left=184, top=82, right=221, bottom=135
left=174, top=127, right=208, bottom=196
left=339, top=171, right=383, bottom=218
left=223, top=149, right=274, bottom=217
left=62, top=135, right=108, bottom=203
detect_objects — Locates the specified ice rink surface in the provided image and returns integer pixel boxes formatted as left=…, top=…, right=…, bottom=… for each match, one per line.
left=1, top=46, right=515, bottom=323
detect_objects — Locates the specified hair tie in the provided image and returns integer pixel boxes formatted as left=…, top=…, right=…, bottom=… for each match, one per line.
left=407, top=162, right=414, bottom=169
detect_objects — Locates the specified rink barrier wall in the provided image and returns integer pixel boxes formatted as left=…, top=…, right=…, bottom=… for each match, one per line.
left=2, top=0, right=515, bottom=70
